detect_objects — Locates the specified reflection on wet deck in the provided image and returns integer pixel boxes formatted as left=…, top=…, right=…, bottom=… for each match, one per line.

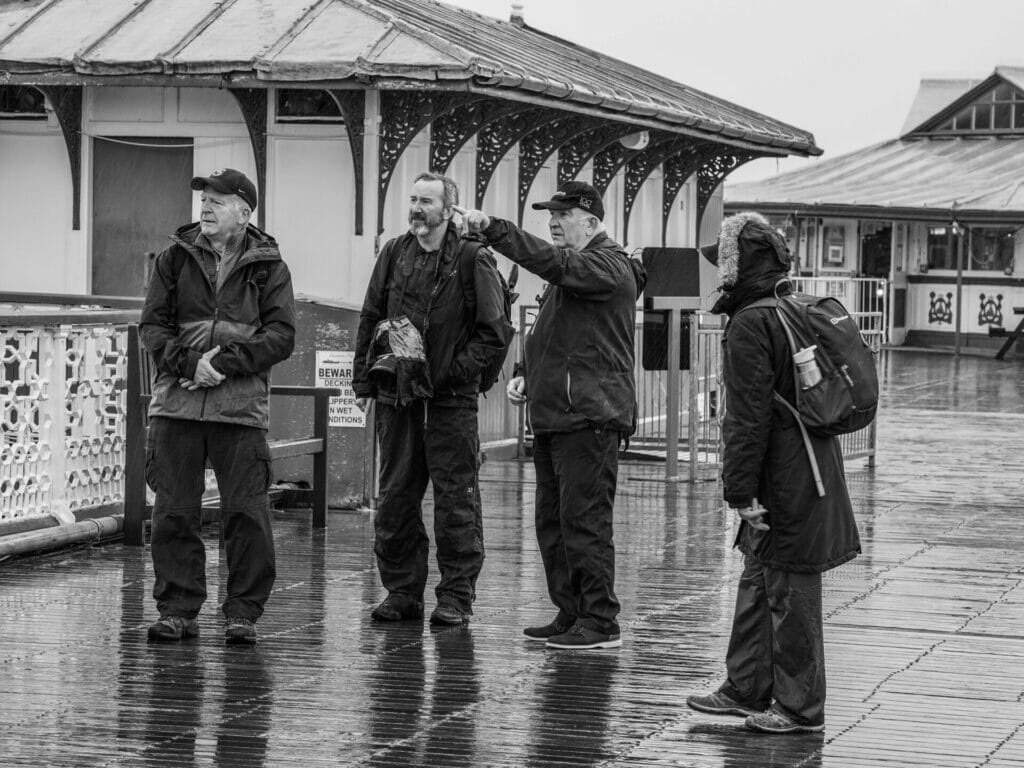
left=3, top=350, right=1024, bottom=767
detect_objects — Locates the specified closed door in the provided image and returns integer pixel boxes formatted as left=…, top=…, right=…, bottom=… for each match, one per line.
left=92, top=137, right=192, bottom=296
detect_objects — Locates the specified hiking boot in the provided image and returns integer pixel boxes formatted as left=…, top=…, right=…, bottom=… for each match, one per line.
left=224, top=616, right=258, bottom=645
left=147, top=615, right=199, bottom=643
left=545, top=622, right=621, bottom=650
left=686, top=690, right=763, bottom=718
left=745, top=707, right=824, bottom=734
left=429, top=601, right=469, bottom=626
left=523, top=614, right=572, bottom=642
left=371, top=595, right=424, bottom=622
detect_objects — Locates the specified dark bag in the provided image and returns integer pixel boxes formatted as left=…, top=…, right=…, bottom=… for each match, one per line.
left=458, top=234, right=519, bottom=393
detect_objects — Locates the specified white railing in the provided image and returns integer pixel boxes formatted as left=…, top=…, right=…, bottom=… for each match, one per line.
left=1, top=307, right=136, bottom=527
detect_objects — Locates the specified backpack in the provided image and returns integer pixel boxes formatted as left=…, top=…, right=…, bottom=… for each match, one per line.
left=742, top=284, right=878, bottom=496
left=379, top=233, right=519, bottom=394
left=458, top=234, right=519, bottom=393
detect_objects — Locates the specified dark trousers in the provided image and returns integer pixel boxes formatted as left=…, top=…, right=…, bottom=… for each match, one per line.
left=532, top=427, right=621, bottom=634
left=146, top=417, right=276, bottom=621
left=374, top=401, right=483, bottom=612
left=720, top=554, right=826, bottom=725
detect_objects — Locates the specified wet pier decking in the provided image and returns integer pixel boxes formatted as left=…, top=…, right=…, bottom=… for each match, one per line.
left=3, top=350, right=1024, bottom=768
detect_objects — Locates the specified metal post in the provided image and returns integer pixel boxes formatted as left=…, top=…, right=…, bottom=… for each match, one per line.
left=688, top=314, right=700, bottom=483
left=665, top=308, right=681, bottom=482
left=954, top=225, right=964, bottom=356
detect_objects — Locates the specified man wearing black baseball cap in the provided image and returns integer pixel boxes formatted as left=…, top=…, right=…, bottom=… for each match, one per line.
left=140, top=167, right=295, bottom=646
left=456, top=181, right=646, bottom=650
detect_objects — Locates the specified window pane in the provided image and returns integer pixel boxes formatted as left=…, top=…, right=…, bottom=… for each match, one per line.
left=953, top=108, right=973, bottom=130
left=276, top=89, right=342, bottom=121
left=994, top=83, right=1013, bottom=101
left=975, top=103, right=993, bottom=130
left=1015, top=103, right=1024, bottom=129
left=970, top=228, right=1016, bottom=272
left=927, top=227, right=953, bottom=269
left=0, top=86, right=46, bottom=118
left=994, top=101, right=1012, bottom=129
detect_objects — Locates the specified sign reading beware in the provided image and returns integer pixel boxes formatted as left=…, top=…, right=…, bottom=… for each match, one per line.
left=314, top=350, right=365, bottom=428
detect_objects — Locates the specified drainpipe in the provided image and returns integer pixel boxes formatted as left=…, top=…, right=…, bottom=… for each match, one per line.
left=952, top=207, right=964, bottom=356
left=0, top=515, right=124, bottom=559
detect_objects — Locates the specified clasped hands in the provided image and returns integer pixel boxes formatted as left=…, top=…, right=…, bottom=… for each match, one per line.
left=179, top=346, right=225, bottom=391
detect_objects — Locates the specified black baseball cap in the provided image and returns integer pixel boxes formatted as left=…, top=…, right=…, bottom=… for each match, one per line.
left=531, top=181, right=604, bottom=221
left=190, top=168, right=258, bottom=211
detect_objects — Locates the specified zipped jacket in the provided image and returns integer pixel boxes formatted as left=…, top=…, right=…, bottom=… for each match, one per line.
left=481, top=219, right=646, bottom=435
left=140, top=222, right=296, bottom=429
left=352, top=224, right=507, bottom=408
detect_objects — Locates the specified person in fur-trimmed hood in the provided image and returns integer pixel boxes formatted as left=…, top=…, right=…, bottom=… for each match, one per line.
left=686, top=211, right=861, bottom=735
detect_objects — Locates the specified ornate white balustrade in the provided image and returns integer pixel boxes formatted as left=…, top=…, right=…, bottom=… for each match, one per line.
left=1, top=305, right=138, bottom=528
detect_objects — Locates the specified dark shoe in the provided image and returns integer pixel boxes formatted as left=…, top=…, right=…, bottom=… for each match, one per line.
left=687, top=690, right=762, bottom=718
left=371, top=595, right=424, bottom=622
left=147, top=615, right=199, bottom=643
left=429, top=602, right=469, bottom=626
left=224, top=616, right=258, bottom=645
left=523, top=615, right=572, bottom=642
left=745, top=707, right=824, bottom=734
left=546, top=622, right=621, bottom=650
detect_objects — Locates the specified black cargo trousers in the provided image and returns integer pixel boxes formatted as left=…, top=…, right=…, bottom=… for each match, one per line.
left=146, top=416, right=276, bottom=621
left=374, top=401, right=484, bottom=613
left=532, top=425, right=622, bottom=635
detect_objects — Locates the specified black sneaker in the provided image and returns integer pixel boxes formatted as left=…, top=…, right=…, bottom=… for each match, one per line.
left=523, top=615, right=572, bottom=642
left=147, top=615, right=199, bottom=643
left=224, top=616, right=257, bottom=645
left=371, top=595, right=424, bottom=622
left=546, top=622, right=621, bottom=650
left=429, top=601, right=469, bottom=626
left=686, top=690, right=762, bottom=718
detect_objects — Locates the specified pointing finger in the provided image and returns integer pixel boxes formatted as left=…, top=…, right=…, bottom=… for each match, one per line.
left=451, top=205, right=467, bottom=215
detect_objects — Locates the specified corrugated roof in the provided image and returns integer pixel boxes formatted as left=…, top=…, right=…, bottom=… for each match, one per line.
left=725, top=137, right=1024, bottom=219
left=0, top=0, right=819, bottom=156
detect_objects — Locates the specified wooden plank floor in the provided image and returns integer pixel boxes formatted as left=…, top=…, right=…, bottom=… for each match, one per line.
left=3, top=349, right=1024, bottom=767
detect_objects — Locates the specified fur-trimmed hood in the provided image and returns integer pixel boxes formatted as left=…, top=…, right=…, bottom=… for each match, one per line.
left=705, top=211, right=791, bottom=290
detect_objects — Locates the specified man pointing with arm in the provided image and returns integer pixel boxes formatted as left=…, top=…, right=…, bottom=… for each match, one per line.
left=455, top=181, right=646, bottom=650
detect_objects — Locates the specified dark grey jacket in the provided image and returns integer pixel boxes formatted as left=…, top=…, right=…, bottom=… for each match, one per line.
left=140, top=223, right=296, bottom=430
left=482, top=218, right=646, bottom=435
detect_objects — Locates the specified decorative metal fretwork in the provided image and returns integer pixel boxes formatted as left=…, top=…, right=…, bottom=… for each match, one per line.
left=228, top=88, right=268, bottom=229
left=695, top=150, right=761, bottom=231
left=661, top=142, right=720, bottom=244
left=929, top=291, right=954, bottom=324
left=474, top=107, right=560, bottom=208
left=36, top=86, right=82, bottom=230
left=979, top=293, right=1004, bottom=326
left=517, top=115, right=604, bottom=224
left=429, top=98, right=532, bottom=174
left=592, top=142, right=637, bottom=197
left=379, top=90, right=480, bottom=233
left=620, top=135, right=689, bottom=245
left=556, top=123, right=636, bottom=186
left=1, top=323, right=128, bottom=524
left=330, top=89, right=366, bottom=235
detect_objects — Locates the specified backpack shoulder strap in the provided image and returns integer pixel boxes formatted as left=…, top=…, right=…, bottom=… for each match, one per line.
left=457, top=234, right=490, bottom=307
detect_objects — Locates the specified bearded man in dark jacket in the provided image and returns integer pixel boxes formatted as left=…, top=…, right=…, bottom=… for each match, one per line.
left=352, top=172, right=507, bottom=627
left=141, top=168, right=295, bottom=646
left=686, top=211, right=861, bottom=734
left=457, top=181, right=647, bottom=650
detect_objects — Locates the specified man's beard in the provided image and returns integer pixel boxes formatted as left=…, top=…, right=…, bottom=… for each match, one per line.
left=409, top=210, right=444, bottom=236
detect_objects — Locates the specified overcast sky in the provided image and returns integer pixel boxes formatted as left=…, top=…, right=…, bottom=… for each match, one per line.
left=444, top=0, right=1024, bottom=182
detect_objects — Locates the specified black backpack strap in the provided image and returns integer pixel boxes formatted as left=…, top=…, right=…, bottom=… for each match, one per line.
left=457, top=234, right=489, bottom=309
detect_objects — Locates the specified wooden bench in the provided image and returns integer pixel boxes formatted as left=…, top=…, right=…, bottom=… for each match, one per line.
left=990, top=306, right=1024, bottom=360
left=123, top=324, right=340, bottom=546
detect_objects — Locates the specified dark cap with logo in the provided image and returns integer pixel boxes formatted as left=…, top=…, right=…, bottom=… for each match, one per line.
left=190, top=168, right=258, bottom=211
left=531, top=180, right=604, bottom=221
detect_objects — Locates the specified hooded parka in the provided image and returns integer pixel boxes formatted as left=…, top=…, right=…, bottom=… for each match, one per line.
left=713, top=212, right=860, bottom=574
left=140, top=223, right=296, bottom=430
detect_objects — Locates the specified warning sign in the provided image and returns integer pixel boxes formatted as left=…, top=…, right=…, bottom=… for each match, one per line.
left=315, top=350, right=365, bottom=428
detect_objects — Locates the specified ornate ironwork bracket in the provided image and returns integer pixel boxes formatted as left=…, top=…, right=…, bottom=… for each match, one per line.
left=556, top=123, right=635, bottom=187
left=592, top=142, right=637, bottom=198
left=696, top=150, right=762, bottom=232
left=378, top=90, right=480, bottom=234
left=329, top=90, right=365, bottom=235
left=517, top=115, right=605, bottom=225
left=660, top=144, right=716, bottom=245
left=474, top=107, right=561, bottom=209
left=38, top=86, right=82, bottom=230
left=228, top=88, right=268, bottom=229
left=429, top=98, right=531, bottom=174
left=620, top=136, right=692, bottom=245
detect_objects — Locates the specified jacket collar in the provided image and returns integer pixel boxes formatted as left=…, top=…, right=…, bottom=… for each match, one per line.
left=171, top=222, right=282, bottom=264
